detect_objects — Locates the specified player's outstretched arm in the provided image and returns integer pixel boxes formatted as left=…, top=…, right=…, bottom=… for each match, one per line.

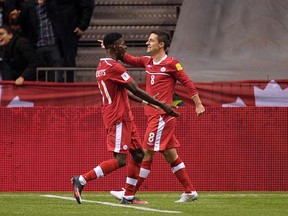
left=127, top=91, right=160, bottom=109
left=124, top=81, right=180, bottom=117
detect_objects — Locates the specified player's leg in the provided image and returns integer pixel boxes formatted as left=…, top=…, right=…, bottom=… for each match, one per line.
left=72, top=153, right=125, bottom=204
left=124, top=148, right=144, bottom=197
left=121, top=122, right=148, bottom=204
left=134, top=149, right=154, bottom=192
left=120, top=148, right=149, bottom=204
left=72, top=122, right=128, bottom=204
left=110, top=119, right=155, bottom=201
left=111, top=115, right=169, bottom=201
left=110, top=148, right=154, bottom=202
left=135, top=115, right=172, bottom=193
left=162, top=147, right=198, bottom=202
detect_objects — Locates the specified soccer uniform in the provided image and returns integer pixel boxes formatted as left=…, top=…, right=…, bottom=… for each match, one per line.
left=123, top=53, right=198, bottom=151
left=96, top=58, right=142, bottom=154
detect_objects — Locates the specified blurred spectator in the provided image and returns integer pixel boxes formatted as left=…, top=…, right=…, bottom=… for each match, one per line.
left=0, top=0, right=5, bottom=74
left=48, top=0, right=94, bottom=82
left=11, top=0, right=63, bottom=82
left=4, top=0, right=21, bottom=32
left=0, top=0, right=4, bottom=26
left=0, top=0, right=12, bottom=65
left=8, top=0, right=94, bottom=82
left=0, top=25, right=40, bottom=85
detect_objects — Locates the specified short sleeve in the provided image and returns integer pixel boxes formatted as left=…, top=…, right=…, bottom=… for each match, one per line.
left=110, top=63, right=133, bottom=84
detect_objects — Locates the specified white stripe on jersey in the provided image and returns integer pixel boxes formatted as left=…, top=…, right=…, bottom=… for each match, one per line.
left=114, top=122, right=122, bottom=153
left=101, top=80, right=112, bottom=104
left=103, top=58, right=113, bottom=66
left=154, top=116, right=165, bottom=151
left=97, top=81, right=105, bottom=105
left=146, top=71, right=171, bottom=76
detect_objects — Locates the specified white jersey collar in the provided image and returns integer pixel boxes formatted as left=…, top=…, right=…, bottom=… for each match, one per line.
left=153, top=55, right=167, bottom=65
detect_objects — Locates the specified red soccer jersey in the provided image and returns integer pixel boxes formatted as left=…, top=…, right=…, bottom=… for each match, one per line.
left=123, top=53, right=198, bottom=116
left=96, top=58, right=134, bottom=128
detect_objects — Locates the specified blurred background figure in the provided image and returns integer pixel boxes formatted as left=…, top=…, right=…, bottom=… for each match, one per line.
left=0, top=0, right=5, bottom=26
left=0, top=25, right=40, bottom=85
left=6, top=0, right=94, bottom=82
left=8, top=0, right=63, bottom=82
left=47, top=0, right=94, bottom=82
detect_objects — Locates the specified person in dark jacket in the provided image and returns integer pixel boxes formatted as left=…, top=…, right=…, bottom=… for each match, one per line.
left=9, top=0, right=63, bottom=82
left=47, top=0, right=94, bottom=82
left=0, top=25, right=39, bottom=85
left=6, top=0, right=94, bottom=82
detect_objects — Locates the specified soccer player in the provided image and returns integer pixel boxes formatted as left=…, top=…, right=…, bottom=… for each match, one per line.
left=110, top=31, right=205, bottom=202
left=71, top=32, right=179, bottom=205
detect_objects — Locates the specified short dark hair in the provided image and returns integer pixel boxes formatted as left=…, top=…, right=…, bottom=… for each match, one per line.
left=103, top=32, right=123, bottom=48
left=150, top=30, right=171, bottom=50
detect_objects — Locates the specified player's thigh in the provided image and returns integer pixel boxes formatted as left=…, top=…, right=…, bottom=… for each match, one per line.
left=106, top=121, right=133, bottom=154
left=143, top=115, right=179, bottom=151
left=130, top=121, right=142, bottom=151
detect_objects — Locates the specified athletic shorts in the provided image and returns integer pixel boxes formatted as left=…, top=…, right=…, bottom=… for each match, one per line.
left=106, top=120, right=142, bottom=154
left=142, top=115, right=180, bottom=151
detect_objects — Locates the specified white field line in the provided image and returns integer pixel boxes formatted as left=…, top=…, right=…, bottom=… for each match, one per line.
left=1, top=193, right=288, bottom=198
left=41, top=194, right=182, bottom=214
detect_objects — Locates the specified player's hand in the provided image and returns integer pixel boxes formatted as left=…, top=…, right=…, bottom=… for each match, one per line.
left=97, top=40, right=105, bottom=49
left=196, top=104, right=205, bottom=117
left=161, top=103, right=180, bottom=117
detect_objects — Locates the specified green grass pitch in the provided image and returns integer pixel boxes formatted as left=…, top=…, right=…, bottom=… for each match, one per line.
left=1, top=192, right=288, bottom=216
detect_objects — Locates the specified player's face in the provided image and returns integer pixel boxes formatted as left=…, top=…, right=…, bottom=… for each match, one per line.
left=146, top=33, right=164, bottom=55
left=114, top=38, right=127, bottom=57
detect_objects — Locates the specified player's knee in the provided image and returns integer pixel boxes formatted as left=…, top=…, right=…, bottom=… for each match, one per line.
left=117, top=158, right=127, bottom=167
left=114, top=153, right=127, bottom=167
left=131, top=148, right=144, bottom=163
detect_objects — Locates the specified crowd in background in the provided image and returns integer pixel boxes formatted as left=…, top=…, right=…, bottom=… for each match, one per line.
left=0, top=0, right=94, bottom=85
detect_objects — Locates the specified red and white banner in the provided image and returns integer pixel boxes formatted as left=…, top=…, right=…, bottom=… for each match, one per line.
left=0, top=79, right=287, bottom=107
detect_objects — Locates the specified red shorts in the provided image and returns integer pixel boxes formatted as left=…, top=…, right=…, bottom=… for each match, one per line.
left=106, top=120, right=142, bottom=154
left=143, top=115, right=180, bottom=151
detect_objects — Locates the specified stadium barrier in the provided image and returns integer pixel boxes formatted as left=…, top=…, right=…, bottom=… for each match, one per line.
left=36, top=67, right=146, bottom=83
left=1, top=106, right=287, bottom=192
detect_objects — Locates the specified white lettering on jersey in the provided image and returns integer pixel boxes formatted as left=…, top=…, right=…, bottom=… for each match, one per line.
left=100, top=80, right=112, bottom=104
left=121, top=72, right=130, bottom=81
left=96, top=69, right=106, bottom=77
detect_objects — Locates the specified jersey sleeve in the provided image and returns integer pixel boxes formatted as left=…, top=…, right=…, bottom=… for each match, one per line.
left=110, top=63, right=133, bottom=84
left=123, top=53, right=150, bottom=68
left=170, top=60, right=198, bottom=97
